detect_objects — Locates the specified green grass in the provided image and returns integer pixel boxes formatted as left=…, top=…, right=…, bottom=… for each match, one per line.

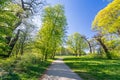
left=63, top=56, right=120, bottom=80
left=0, top=53, right=53, bottom=80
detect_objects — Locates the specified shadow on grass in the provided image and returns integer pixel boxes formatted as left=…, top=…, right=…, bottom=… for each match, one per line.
left=1, top=71, right=21, bottom=80
left=64, top=57, right=120, bottom=80
left=1, top=61, right=51, bottom=80
left=17, top=61, right=51, bottom=80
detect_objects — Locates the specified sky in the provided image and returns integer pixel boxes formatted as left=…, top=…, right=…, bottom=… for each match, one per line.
left=47, top=0, right=111, bottom=38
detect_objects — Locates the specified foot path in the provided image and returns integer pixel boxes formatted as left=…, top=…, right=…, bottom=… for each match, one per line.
left=41, top=58, right=83, bottom=80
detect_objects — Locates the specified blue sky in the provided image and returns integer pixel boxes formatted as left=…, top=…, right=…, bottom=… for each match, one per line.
left=47, top=0, right=110, bottom=38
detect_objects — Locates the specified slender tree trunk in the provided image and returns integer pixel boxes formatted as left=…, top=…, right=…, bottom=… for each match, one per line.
left=45, top=53, right=48, bottom=61
left=79, top=49, right=81, bottom=56
left=7, top=29, right=20, bottom=57
left=20, top=44, right=24, bottom=55
left=51, top=50, right=56, bottom=59
left=117, top=29, right=120, bottom=36
left=21, top=0, right=25, bottom=9
left=83, top=37, right=92, bottom=53
left=20, top=33, right=26, bottom=55
left=88, top=42, right=92, bottom=53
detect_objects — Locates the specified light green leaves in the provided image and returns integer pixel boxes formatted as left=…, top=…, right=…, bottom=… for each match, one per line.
left=92, top=0, right=120, bottom=34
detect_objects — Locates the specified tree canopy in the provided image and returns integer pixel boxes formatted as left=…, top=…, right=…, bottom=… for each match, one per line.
left=67, top=32, right=87, bottom=56
left=92, top=0, right=120, bottom=35
left=35, top=4, right=67, bottom=60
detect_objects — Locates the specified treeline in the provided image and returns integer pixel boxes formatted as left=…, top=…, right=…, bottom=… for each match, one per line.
left=0, top=0, right=120, bottom=69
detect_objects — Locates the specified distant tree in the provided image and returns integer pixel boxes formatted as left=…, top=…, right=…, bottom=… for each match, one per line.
left=67, top=33, right=87, bottom=56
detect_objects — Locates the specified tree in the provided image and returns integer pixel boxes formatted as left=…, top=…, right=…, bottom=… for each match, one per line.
left=35, top=4, right=67, bottom=60
left=92, top=0, right=120, bottom=35
left=67, top=33, right=87, bottom=56
left=94, top=33, right=112, bottom=59
left=0, top=1, right=23, bottom=57
left=0, top=0, right=45, bottom=57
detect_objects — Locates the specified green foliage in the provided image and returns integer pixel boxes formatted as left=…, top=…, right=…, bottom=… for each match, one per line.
left=85, top=53, right=106, bottom=59
left=0, top=0, right=9, bottom=6
left=64, top=56, right=120, bottom=80
left=92, top=0, right=120, bottom=34
left=67, top=32, right=87, bottom=56
left=92, top=0, right=120, bottom=59
left=35, top=4, right=67, bottom=60
left=0, top=53, right=52, bottom=80
left=99, top=34, right=120, bottom=59
left=0, top=2, right=23, bottom=55
left=110, top=50, right=120, bottom=59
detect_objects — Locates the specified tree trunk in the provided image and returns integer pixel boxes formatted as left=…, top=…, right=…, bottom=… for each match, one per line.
left=117, top=29, right=120, bottom=36
left=20, top=44, right=24, bottom=55
left=88, top=42, right=92, bottom=53
left=44, top=53, right=48, bottom=61
left=7, top=29, right=20, bottom=57
left=96, top=38, right=112, bottom=59
left=83, top=37, right=92, bottom=53
left=51, top=50, right=56, bottom=59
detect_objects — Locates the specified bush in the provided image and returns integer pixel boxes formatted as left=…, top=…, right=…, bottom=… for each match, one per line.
left=0, top=53, right=52, bottom=80
left=110, top=51, right=120, bottom=59
left=87, top=53, right=106, bottom=59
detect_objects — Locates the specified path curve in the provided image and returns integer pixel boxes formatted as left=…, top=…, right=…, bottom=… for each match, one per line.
left=41, top=58, right=83, bottom=80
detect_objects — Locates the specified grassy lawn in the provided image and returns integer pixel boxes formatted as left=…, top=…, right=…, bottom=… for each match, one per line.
left=0, top=54, right=53, bottom=80
left=63, top=56, right=120, bottom=80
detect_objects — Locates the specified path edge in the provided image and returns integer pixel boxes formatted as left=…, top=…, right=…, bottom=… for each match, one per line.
left=38, top=60, right=55, bottom=80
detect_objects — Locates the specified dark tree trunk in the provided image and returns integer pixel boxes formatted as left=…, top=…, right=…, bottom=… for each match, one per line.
left=20, top=44, right=24, bottom=55
left=6, top=36, right=11, bottom=44
left=87, top=41, right=92, bottom=53
left=96, top=38, right=112, bottom=59
left=7, top=29, right=20, bottom=57
left=21, top=0, right=25, bottom=9
left=20, top=33, right=27, bottom=55
left=51, top=50, right=56, bottom=59
left=0, top=54, right=9, bottom=58
left=45, top=53, right=48, bottom=61
left=82, top=36, right=92, bottom=53
left=117, top=29, right=120, bottom=36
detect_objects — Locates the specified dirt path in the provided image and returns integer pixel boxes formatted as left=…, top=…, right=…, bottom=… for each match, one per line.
left=41, top=58, right=83, bottom=80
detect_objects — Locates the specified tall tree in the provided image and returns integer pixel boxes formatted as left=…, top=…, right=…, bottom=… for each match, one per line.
left=35, top=4, right=67, bottom=60
left=94, top=33, right=112, bottom=59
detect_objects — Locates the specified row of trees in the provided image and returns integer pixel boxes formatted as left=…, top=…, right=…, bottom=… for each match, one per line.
left=1, top=0, right=120, bottom=60
left=0, top=0, right=67, bottom=61
left=0, top=0, right=45, bottom=57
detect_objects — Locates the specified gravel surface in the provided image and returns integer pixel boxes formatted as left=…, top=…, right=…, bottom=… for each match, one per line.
left=41, top=58, right=83, bottom=80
